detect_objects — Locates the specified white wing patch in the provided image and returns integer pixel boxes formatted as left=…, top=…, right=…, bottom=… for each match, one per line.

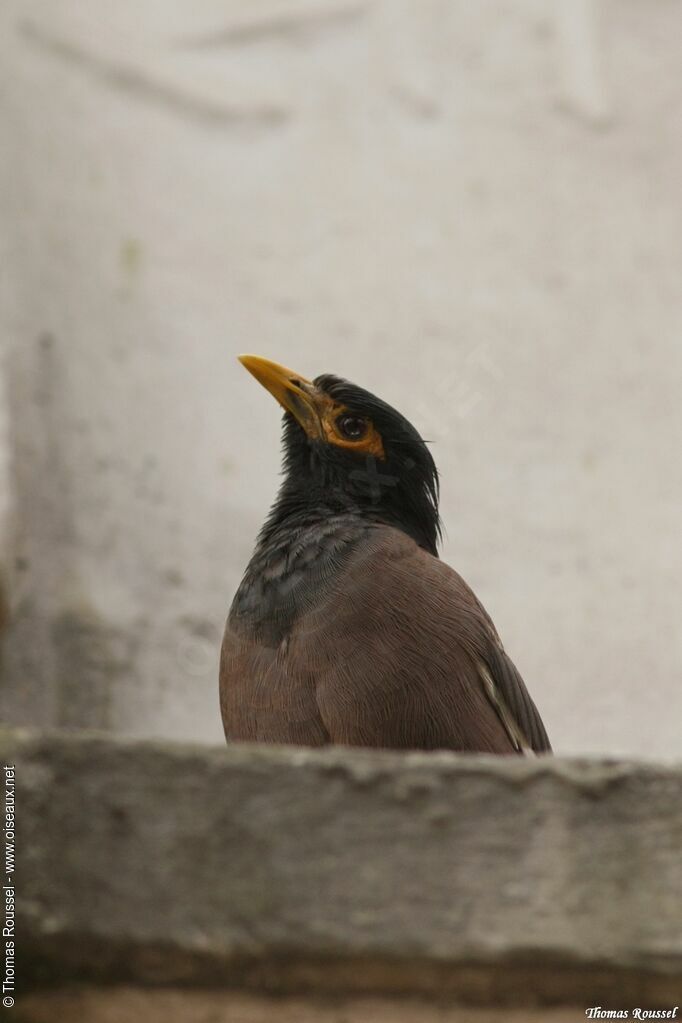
left=477, top=661, right=535, bottom=757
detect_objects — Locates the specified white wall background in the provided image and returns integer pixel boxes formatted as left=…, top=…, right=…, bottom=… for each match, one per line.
left=1, top=0, right=681, bottom=757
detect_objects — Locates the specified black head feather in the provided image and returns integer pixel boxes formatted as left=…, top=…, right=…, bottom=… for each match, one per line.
left=260, top=374, right=441, bottom=557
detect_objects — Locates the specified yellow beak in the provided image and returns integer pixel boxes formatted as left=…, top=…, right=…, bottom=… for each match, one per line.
left=238, top=355, right=323, bottom=438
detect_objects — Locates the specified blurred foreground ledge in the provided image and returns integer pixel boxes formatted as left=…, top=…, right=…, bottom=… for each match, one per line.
left=3, top=728, right=681, bottom=1020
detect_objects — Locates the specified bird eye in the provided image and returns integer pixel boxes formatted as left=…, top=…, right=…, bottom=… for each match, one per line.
left=336, top=414, right=368, bottom=440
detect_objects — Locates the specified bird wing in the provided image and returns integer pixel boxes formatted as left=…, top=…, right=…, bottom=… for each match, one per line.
left=301, top=525, right=551, bottom=754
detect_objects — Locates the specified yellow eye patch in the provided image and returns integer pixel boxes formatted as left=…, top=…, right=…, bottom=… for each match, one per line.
left=320, top=402, right=385, bottom=459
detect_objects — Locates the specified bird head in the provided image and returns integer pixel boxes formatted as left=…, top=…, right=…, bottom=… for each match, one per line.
left=239, top=355, right=441, bottom=556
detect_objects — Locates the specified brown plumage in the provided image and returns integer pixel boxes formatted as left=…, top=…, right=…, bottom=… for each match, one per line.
left=220, top=356, right=551, bottom=755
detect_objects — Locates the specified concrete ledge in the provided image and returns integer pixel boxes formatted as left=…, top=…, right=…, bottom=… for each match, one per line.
left=4, top=728, right=682, bottom=1006
left=11, top=988, right=605, bottom=1023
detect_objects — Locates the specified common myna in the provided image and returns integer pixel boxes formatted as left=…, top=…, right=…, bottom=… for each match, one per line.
left=220, top=356, right=551, bottom=754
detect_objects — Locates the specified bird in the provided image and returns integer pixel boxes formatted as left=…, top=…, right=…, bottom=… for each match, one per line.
left=220, top=355, right=551, bottom=755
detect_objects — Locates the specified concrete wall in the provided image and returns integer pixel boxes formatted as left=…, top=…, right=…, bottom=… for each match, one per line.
left=1, top=1, right=681, bottom=757
left=8, top=729, right=682, bottom=1015
left=14, top=990, right=603, bottom=1023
